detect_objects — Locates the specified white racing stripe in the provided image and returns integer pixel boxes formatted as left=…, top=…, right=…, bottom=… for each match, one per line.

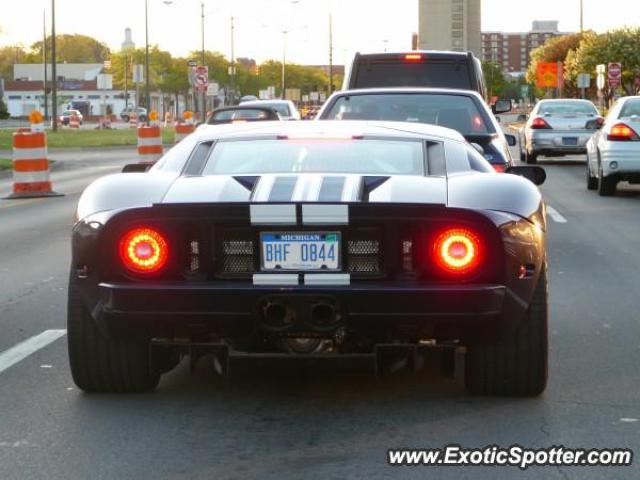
left=0, top=329, right=67, bottom=374
left=546, top=205, right=567, bottom=224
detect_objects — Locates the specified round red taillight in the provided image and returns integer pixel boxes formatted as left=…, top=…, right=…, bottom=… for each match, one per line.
left=434, top=228, right=481, bottom=274
left=119, top=228, right=168, bottom=274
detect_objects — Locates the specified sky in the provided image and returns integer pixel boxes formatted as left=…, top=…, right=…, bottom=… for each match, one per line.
left=1, top=0, right=640, bottom=65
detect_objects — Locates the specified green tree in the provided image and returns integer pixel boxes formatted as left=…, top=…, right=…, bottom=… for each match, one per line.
left=526, top=32, right=589, bottom=98
left=0, top=98, right=9, bottom=119
left=566, top=28, right=640, bottom=101
left=482, top=60, right=507, bottom=99
left=0, top=45, right=27, bottom=79
left=24, top=34, right=110, bottom=63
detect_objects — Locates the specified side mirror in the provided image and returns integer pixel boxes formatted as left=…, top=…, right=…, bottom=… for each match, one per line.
left=504, top=133, right=517, bottom=147
left=505, top=165, right=546, bottom=186
left=492, top=99, right=512, bottom=114
left=122, top=163, right=152, bottom=173
left=585, top=118, right=604, bottom=130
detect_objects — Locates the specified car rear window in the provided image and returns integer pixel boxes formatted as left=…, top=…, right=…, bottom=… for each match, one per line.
left=249, top=103, right=290, bottom=116
left=323, top=93, right=494, bottom=135
left=353, top=60, right=471, bottom=89
left=212, top=109, right=271, bottom=121
left=618, top=99, right=640, bottom=118
left=537, top=101, right=598, bottom=115
left=202, top=138, right=425, bottom=176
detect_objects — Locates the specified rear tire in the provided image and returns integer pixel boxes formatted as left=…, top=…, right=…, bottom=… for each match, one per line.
left=67, top=275, right=160, bottom=393
left=597, top=165, right=617, bottom=196
left=586, top=159, right=597, bottom=190
left=464, top=267, right=548, bottom=397
left=519, top=136, right=527, bottom=162
left=526, top=151, right=538, bottom=164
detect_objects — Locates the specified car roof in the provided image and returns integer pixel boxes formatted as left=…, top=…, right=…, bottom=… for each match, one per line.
left=327, top=87, right=484, bottom=99
left=192, top=119, right=466, bottom=143
left=355, top=50, right=471, bottom=59
left=241, top=99, right=293, bottom=106
left=536, top=99, right=596, bottom=103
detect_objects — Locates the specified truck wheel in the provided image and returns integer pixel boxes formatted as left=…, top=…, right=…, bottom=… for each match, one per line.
left=464, top=267, right=548, bottom=397
left=67, top=275, right=160, bottom=393
left=526, top=151, right=538, bottom=164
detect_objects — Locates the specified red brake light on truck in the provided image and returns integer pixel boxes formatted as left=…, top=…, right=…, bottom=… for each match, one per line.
left=607, top=123, right=639, bottom=141
left=530, top=117, right=552, bottom=129
left=119, top=227, right=169, bottom=274
left=434, top=228, right=481, bottom=274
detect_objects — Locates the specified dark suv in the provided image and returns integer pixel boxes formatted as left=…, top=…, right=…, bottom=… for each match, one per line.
left=343, top=51, right=487, bottom=99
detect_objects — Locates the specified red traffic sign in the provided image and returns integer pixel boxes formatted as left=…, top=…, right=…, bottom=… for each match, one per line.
left=191, top=65, right=209, bottom=92
left=608, top=62, right=622, bottom=89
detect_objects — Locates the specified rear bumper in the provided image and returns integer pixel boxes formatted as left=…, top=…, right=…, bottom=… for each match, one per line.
left=600, top=144, right=640, bottom=177
left=528, top=131, right=592, bottom=154
left=90, top=281, right=519, bottom=338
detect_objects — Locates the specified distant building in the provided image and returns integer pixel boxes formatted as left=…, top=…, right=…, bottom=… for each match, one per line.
left=122, top=27, right=135, bottom=51
left=418, top=0, right=482, bottom=57
left=481, top=21, right=567, bottom=77
left=13, top=63, right=103, bottom=82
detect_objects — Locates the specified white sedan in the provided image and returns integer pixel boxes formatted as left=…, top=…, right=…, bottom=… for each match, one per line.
left=586, top=96, right=640, bottom=196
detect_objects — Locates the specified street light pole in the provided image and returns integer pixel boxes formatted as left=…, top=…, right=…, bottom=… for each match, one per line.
left=328, top=12, right=333, bottom=93
left=51, top=0, right=57, bottom=131
left=200, top=0, right=206, bottom=118
left=579, top=0, right=584, bottom=32
left=43, top=10, right=49, bottom=121
left=281, top=30, right=287, bottom=99
left=230, top=16, right=235, bottom=104
left=144, top=0, right=151, bottom=125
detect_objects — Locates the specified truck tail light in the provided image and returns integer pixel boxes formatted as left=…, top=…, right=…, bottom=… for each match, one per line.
left=433, top=228, right=481, bottom=274
left=607, top=123, right=639, bottom=141
left=119, top=227, right=169, bottom=274
left=531, top=117, right=552, bottom=129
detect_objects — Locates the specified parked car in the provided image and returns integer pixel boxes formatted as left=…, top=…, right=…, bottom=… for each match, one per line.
left=586, top=96, right=640, bottom=196
left=317, top=88, right=516, bottom=172
left=120, top=107, right=148, bottom=123
left=206, top=106, right=281, bottom=125
left=239, top=100, right=301, bottom=120
left=68, top=120, right=548, bottom=396
left=520, top=99, right=602, bottom=164
left=59, top=110, right=83, bottom=125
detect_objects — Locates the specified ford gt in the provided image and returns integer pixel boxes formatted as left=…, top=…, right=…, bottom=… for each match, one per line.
left=68, top=121, right=548, bottom=396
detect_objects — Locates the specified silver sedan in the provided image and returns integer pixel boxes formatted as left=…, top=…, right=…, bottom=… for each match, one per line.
left=519, top=99, right=602, bottom=164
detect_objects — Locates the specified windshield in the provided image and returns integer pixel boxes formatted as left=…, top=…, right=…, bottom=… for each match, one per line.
left=537, top=101, right=598, bottom=116
left=323, top=93, right=493, bottom=135
left=212, top=109, right=272, bottom=121
left=202, top=138, right=425, bottom=175
left=354, top=60, right=471, bottom=89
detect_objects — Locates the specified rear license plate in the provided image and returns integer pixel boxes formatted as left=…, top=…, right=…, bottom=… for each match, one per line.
left=562, top=137, right=578, bottom=146
left=261, top=232, right=340, bottom=271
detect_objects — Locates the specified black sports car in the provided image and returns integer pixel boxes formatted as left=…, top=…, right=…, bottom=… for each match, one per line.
left=68, top=120, right=548, bottom=396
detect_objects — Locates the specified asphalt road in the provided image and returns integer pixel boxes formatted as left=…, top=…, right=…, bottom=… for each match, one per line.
left=0, top=144, right=639, bottom=480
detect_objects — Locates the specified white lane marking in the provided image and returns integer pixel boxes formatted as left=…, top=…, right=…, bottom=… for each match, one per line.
left=620, top=418, right=638, bottom=423
left=546, top=205, right=567, bottom=224
left=0, top=329, right=67, bottom=374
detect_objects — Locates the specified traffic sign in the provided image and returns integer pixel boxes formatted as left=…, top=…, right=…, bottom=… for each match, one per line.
left=188, top=60, right=197, bottom=67
left=191, top=65, right=209, bottom=92
left=577, top=73, right=590, bottom=89
left=596, top=64, right=606, bottom=74
left=520, top=85, right=530, bottom=98
left=608, top=62, right=622, bottom=89
left=597, top=73, right=605, bottom=90
left=536, top=62, right=562, bottom=88
left=133, top=64, right=144, bottom=83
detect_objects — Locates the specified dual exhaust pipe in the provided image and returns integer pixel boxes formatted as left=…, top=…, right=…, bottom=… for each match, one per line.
left=260, top=298, right=341, bottom=331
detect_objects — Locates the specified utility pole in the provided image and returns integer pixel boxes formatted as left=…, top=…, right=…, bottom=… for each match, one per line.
left=43, top=11, right=49, bottom=121
left=230, top=16, right=235, bottom=104
left=51, top=0, right=57, bottom=131
left=144, top=0, right=151, bottom=124
left=328, top=12, right=333, bottom=94
left=580, top=0, right=584, bottom=32
left=200, top=0, right=206, bottom=119
left=281, top=31, right=287, bottom=99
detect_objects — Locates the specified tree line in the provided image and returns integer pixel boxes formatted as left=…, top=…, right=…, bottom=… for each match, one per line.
left=0, top=34, right=341, bottom=99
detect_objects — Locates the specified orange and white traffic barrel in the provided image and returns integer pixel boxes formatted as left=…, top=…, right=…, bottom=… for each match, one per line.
left=2, top=131, right=62, bottom=199
left=137, top=125, right=163, bottom=164
left=174, top=123, right=195, bottom=143
left=29, top=110, right=45, bottom=132
left=183, top=110, right=194, bottom=125
left=129, top=112, right=138, bottom=128
left=69, top=113, right=80, bottom=129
